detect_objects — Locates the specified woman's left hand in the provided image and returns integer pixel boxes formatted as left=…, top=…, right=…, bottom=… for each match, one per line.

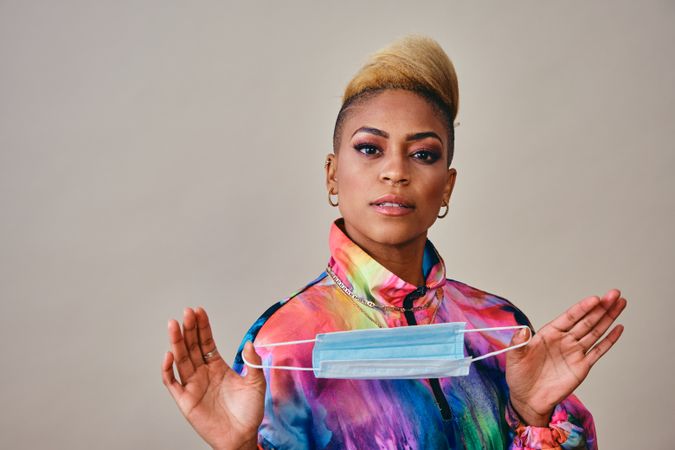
left=505, top=289, right=627, bottom=426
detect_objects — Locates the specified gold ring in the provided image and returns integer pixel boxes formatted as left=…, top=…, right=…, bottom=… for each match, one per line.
left=203, top=349, right=219, bottom=360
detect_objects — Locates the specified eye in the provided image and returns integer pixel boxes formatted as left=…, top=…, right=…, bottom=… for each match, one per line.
left=354, top=143, right=382, bottom=156
left=411, top=149, right=440, bottom=163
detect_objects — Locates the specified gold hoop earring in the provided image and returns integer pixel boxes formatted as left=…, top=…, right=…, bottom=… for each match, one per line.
left=328, top=188, right=339, bottom=207
left=437, top=202, right=449, bottom=218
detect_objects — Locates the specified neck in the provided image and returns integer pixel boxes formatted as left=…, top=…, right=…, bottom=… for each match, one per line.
left=340, top=220, right=427, bottom=286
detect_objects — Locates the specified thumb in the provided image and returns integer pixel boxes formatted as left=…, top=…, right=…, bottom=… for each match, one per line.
left=507, top=327, right=531, bottom=361
left=243, top=341, right=266, bottom=385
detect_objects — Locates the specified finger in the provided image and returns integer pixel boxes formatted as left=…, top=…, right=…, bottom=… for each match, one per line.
left=585, top=324, right=624, bottom=367
left=568, top=291, right=622, bottom=340
left=505, top=327, right=531, bottom=363
left=195, top=307, right=227, bottom=369
left=602, top=288, right=622, bottom=302
left=579, top=297, right=627, bottom=351
left=597, top=289, right=621, bottom=313
left=510, top=326, right=531, bottom=347
left=182, top=308, right=204, bottom=370
left=161, top=351, right=185, bottom=399
left=168, top=319, right=195, bottom=382
left=242, top=341, right=266, bottom=385
left=549, top=295, right=601, bottom=332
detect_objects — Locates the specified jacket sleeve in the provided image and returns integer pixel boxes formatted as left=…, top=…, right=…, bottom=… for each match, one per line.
left=232, top=301, right=320, bottom=450
left=234, top=345, right=316, bottom=449
left=483, top=292, right=598, bottom=449
left=505, top=393, right=597, bottom=449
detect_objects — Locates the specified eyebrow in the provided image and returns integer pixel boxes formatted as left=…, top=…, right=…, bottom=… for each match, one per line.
left=351, top=126, right=444, bottom=144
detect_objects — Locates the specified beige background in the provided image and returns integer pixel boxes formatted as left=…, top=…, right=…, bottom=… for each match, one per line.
left=1, top=1, right=673, bottom=449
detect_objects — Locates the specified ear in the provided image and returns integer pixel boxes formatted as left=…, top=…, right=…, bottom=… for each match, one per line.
left=443, top=168, right=457, bottom=205
left=325, top=153, right=338, bottom=194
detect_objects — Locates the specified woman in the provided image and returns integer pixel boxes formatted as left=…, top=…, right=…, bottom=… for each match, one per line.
left=161, top=35, right=626, bottom=449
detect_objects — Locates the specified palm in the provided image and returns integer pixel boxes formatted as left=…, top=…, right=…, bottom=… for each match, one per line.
left=507, top=325, right=592, bottom=413
left=506, top=289, right=626, bottom=425
left=162, top=307, right=265, bottom=450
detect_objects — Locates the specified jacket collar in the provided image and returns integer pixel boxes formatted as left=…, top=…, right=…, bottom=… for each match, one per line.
left=327, top=218, right=446, bottom=309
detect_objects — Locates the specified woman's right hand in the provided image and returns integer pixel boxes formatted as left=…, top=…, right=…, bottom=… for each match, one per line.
left=162, top=307, right=266, bottom=450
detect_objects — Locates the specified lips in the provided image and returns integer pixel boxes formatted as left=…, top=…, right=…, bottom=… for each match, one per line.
left=376, top=202, right=411, bottom=208
left=370, top=194, right=414, bottom=209
left=369, top=194, right=415, bottom=216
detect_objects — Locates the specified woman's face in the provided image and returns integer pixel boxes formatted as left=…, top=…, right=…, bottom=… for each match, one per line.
left=326, top=89, right=457, bottom=250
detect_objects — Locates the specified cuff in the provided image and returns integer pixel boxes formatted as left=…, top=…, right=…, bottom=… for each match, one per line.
left=506, top=400, right=581, bottom=449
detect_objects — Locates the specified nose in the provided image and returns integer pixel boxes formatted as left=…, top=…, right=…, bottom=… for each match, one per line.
left=380, top=153, right=410, bottom=186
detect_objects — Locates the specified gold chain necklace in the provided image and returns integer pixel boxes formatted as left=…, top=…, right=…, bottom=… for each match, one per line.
left=325, top=265, right=436, bottom=313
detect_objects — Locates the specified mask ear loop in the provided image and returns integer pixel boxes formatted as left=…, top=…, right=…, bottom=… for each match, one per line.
left=241, top=338, right=317, bottom=371
left=461, top=325, right=533, bottom=362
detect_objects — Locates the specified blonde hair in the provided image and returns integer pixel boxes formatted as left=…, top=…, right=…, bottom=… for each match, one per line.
left=333, top=34, right=460, bottom=165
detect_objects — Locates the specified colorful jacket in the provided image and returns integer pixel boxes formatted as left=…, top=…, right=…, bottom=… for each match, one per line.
left=233, top=219, right=597, bottom=449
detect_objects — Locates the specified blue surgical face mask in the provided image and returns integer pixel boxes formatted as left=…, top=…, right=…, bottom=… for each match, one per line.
left=241, top=322, right=531, bottom=379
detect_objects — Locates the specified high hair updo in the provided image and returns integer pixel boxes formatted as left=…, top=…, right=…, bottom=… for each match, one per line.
left=332, top=34, right=460, bottom=166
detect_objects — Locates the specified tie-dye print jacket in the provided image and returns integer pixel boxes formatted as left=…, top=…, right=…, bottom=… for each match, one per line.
left=233, top=219, right=597, bottom=449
